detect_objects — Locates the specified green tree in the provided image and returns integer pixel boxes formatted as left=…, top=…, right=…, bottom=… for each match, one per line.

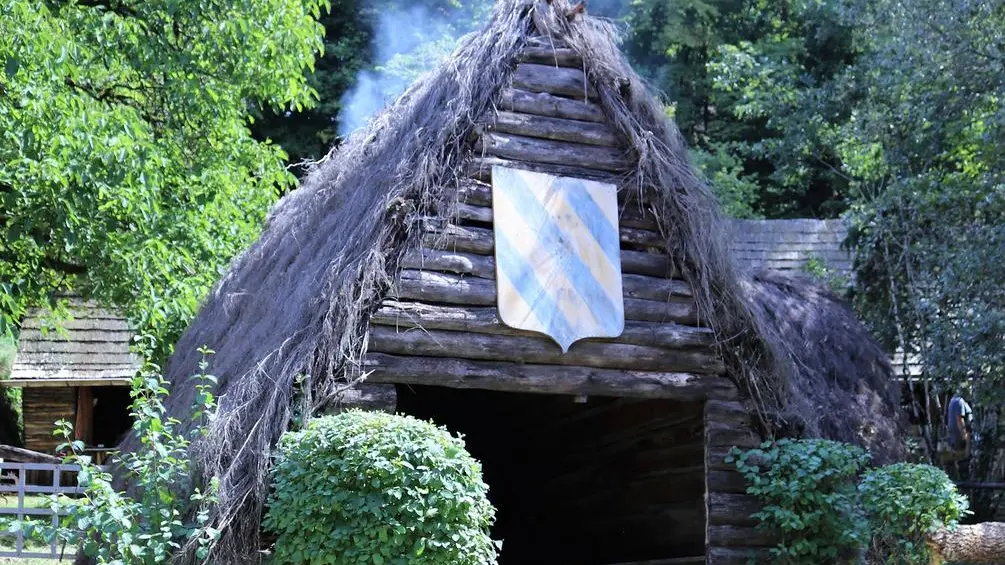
left=0, top=0, right=325, bottom=359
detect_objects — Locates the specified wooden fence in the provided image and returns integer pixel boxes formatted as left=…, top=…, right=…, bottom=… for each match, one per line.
left=0, top=461, right=86, bottom=560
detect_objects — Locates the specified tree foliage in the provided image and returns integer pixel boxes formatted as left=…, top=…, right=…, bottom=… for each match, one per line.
left=0, top=0, right=325, bottom=358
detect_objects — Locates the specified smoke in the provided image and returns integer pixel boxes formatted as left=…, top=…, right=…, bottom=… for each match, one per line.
left=338, top=2, right=490, bottom=137
left=337, top=0, right=629, bottom=137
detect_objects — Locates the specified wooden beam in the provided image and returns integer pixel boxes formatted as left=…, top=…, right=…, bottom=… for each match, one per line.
left=512, top=62, right=597, bottom=99
left=485, top=111, right=619, bottom=147
left=364, top=353, right=732, bottom=399
left=371, top=300, right=716, bottom=350
left=367, top=327, right=726, bottom=374
left=476, top=131, right=632, bottom=172
left=498, top=88, right=605, bottom=123
left=392, top=270, right=701, bottom=325
left=707, top=469, right=749, bottom=494
left=74, top=386, right=93, bottom=445
left=0, top=378, right=132, bottom=388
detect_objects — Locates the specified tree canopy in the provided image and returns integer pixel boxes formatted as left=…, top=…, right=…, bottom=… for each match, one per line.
left=0, top=0, right=326, bottom=356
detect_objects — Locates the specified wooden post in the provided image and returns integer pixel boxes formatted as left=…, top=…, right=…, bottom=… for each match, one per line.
left=74, top=386, right=94, bottom=446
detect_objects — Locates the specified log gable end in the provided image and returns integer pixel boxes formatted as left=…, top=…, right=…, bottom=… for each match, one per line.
left=361, top=37, right=737, bottom=404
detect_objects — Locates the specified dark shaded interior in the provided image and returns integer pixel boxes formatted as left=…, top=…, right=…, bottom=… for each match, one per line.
left=395, top=385, right=706, bottom=564
left=91, top=386, right=133, bottom=448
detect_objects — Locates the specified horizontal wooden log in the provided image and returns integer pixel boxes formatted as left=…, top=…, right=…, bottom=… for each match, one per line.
left=512, top=62, right=597, bottom=99
left=392, top=270, right=700, bottom=325
left=363, top=353, right=734, bottom=399
left=454, top=176, right=660, bottom=232
left=451, top=200, right=666, bottom=249
left=402, top=247, right=689, bottom=299
left=705, top=400, right=751, bottom=425
left=706, top=547, right=772, bottom=565
left=466, top=155, right=621, bottom=185
left=486, top=110, right=619, bottom=147
left=420, top=223, right=676, bottom=277
left=708, top=525, right=778, bottom=548
left=929, top=522, right=1005, bottom=564
left=498, top=88, right=605, bottom=123
left=707, top=445, right=741, bottom=471
left=372, top=300, right=716, bottom=349
left=368, top=326, right=725, bottom=374
left=0, top=444, right=61, bottom=463
left=708, top=493, right=762, bottom=526
left=517, top=45, right=582, bottom=68
left=707, top=469, right=750, bottom=494
left=476, top=131, right=632, bottom=172
left=331, top=383, right=396, bottom=413
left=706, top=421, right=762, bottom=448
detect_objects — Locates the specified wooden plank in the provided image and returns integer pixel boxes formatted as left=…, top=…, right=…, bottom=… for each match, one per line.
left=707, top=445, right=741, bottom=471
left=73, top=387, right=93, bottom=445
left=364, top=353, right=734, bottom=400
left=708, top=525, right=777, bottom=548
left=486, top=111, right=619, bottom=147
left=476, top=131, right=631, bottom=172
left=707, top=493, right=761, bottom=526
left=498, top=88, right=605, bottom=123
left=512, top=62, right=597, bottom=99
left=421, top=224, right=676, bottom=277
left=392, top=270, right=701, bottom=325
left=705, top=400, right=751, bottom=425
left=517, top=45, right=583, bottom=68
left=368, top=327, right=726, bottom=374
left=371, top=301, right=716, bottom=349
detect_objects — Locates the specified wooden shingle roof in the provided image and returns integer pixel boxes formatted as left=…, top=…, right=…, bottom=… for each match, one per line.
left=729, top=218, right=852, bottom=277
left=7, top=301, right=140, bottom=387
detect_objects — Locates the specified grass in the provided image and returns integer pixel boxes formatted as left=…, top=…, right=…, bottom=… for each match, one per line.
left=0, top=495, right=75, bottom=563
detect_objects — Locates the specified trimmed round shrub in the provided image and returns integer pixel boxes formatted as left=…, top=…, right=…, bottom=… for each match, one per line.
left=263, top=410, right=498, bottom=565
left=859, top=463, right=969, bottom=564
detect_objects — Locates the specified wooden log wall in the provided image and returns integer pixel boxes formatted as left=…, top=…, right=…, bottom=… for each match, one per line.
left=23, top=387, right=76, bottom=454
left=363, top=36, right=738, bottom=403
left=704, top=400, right=775, bottom=565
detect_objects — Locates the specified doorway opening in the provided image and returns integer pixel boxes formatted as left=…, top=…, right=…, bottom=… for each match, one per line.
left=395, top=385, right=706, bottom=564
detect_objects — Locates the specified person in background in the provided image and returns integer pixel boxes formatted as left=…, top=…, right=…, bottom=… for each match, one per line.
left=945, top=391, right=974, bottom=477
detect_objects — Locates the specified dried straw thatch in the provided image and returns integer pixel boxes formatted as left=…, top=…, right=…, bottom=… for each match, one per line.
left=121, top=1, right=905, bottom=563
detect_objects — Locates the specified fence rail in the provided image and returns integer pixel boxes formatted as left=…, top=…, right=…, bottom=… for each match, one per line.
left=0, top=461, right=86, bottom=560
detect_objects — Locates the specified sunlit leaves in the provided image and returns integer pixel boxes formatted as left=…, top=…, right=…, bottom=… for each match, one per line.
left=0, top=0, right=325, bottom=358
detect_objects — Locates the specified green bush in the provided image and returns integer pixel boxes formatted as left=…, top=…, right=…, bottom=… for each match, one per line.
left=860, top=463, right=969, bottom=564
left=728, top=439, right=870, bottom=565
left=264, top=410, right=498, bottom=565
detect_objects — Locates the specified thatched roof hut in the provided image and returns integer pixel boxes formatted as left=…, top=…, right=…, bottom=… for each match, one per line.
left=143, top=1, right=905, bottom=563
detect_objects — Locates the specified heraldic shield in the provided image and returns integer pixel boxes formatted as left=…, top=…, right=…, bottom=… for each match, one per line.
left=491, top=165, right=625, bottom=352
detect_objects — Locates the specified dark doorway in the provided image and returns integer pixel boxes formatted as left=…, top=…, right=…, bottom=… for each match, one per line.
left=92, top=386, right=133, bottom=449
left=395, top=385, right=706, bottom=565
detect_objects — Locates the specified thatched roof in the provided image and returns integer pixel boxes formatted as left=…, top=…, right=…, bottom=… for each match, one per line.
left=138, top=2, right=905, bottom=562
left=9, top=300, right=139, bottom=387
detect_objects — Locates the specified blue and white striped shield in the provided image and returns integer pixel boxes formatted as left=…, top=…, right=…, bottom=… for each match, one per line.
left=491, top=166, right=625, bottom=352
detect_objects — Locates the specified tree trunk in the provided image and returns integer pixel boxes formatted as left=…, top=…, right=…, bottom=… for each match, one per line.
left=928, top=522, right=1005, bottom=564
